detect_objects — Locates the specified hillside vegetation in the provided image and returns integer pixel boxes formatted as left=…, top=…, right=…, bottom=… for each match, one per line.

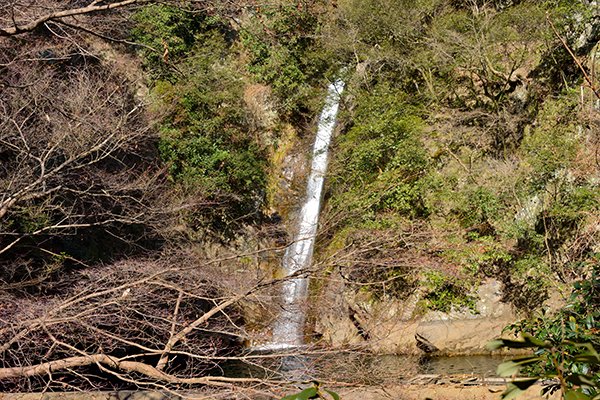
left=0, top=0, right=599, bottom=394
left=319, top=0, right=600, bottom=313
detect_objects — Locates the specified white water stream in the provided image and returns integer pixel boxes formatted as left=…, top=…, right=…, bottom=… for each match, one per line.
left=267, top=79, right=345, bottom=350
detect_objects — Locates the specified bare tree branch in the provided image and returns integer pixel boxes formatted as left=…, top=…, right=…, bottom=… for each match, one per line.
left=0, top=352, right=271, bottom=386
left=0, top=0, right=151, bottom=37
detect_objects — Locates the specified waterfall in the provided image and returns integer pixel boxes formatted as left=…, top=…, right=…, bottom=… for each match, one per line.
left=267, top=79, right=345, bottom=350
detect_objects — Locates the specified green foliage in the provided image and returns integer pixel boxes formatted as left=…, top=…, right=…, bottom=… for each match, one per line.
left=493, top=261, right=600, bottom=398
left=456, top=187, right=502, bottom=229
left=541, top=183, right=600, bottom=256
left=131, top=3, right=236, bottom=79
left=281, top=382, right=340, bottom=400
left=321, top=0, right=600, bottom=313
left=241, top=1, right=332, bottom=116
left=133, top=11, right=266, bottom=235
left=521, top=94, right=580, bottom=186
left=512, top=255, right=548, bottom=276
left=337, top=0, right=441, bottom=48
left=159, top=129, right=265, bottom=199
left=327, top=84, right=429, bottom=228
left=506, top=261, right=600, bottom=351
left=422, top=270, right=478, bottom=312
left=412, top=1, right=549, bottom=109
left=438, top=236, right=510, bottom=277
left=490, top=336, right=600, bottom=399
left=11, top=206, right=50, bottom=234
left=132, top=5, right=200, bottom=75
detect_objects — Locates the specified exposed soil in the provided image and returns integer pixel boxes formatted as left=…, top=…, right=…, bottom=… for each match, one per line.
left=0, top=383, right=561, bottom=400
left=337, top=384, right=560, bottom=400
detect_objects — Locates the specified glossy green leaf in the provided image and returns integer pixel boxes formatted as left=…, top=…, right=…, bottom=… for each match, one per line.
left=575, top=355, right=600, bottom=363
left=564, top=389, right=592, bottom=400
left=571, top=342, right=600, bottom=363
left=501, top=379, right=539, bottom=400
left=566, top=374, right=597, bottom=387
left=281, top=387, right=318, bottom=400
left=569, top=316, right=578, bottom=332
left=487, top=339, right=506, bottom=351
left=497, top=356, right=542, bottom=377
left=488, top=333, right=551, bottom=351
left=324, top=389, right=340, bottom=400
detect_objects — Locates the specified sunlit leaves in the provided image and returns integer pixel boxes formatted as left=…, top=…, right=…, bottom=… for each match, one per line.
left=487, top=333, right=552, bottom=352
left=500, top=378, right=540, bottom=400
left=281, top=383, right=341, bottom=400
left=497, top=356, right=544, bottom=378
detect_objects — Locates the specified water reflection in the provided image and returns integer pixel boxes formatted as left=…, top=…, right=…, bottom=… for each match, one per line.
left=418, top=354, right=505, bottom=377
left=278, top=355, right=312, bottom=381
left=219, top=351, right=507, bottom=383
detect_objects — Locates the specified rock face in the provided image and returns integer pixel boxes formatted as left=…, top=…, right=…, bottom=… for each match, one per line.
left=415, top=280, right=516, bottom=354
left=314, top=279, right=522, bottom=355
left=243, top=84, right=277, bottom=133
left=572, top=4, right=600, bottom=55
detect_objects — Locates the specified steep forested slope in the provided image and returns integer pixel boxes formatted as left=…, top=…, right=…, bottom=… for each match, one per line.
left=318, top=0, right=600, bottom=314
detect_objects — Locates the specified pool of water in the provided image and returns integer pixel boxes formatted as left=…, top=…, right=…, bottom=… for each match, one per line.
left=218, top=351, right=507, bottom=384
left=418, top=354, right=506, bottom=377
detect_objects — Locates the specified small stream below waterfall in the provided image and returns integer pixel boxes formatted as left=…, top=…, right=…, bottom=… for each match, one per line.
left=219, top=353, right=508, bottom=383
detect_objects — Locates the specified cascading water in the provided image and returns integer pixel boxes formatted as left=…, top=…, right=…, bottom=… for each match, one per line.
left=268, top=78, right=345, bottom=350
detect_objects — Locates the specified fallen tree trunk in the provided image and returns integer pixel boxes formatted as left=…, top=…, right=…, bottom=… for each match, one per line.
left=0, top=352, right=270, bottom=387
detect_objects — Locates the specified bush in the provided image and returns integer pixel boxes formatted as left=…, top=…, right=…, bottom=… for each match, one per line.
left=135, top=15, right=268, bottom=234
left=493, top=259, right=600, bottom=399
left=422, top=270, right=477, bottom=313
left=326, top=84, right=429, bottom=228
left=132, top=5, right=201, bottom=76
left=240, top=1, right=332, bottom=117
left=521, top=93, right=580, bottom=187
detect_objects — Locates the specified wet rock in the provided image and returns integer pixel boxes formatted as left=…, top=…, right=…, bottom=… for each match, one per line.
left=415, top=333, right=439, bottom=353
left=415, top=280, right=516, bottom=354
